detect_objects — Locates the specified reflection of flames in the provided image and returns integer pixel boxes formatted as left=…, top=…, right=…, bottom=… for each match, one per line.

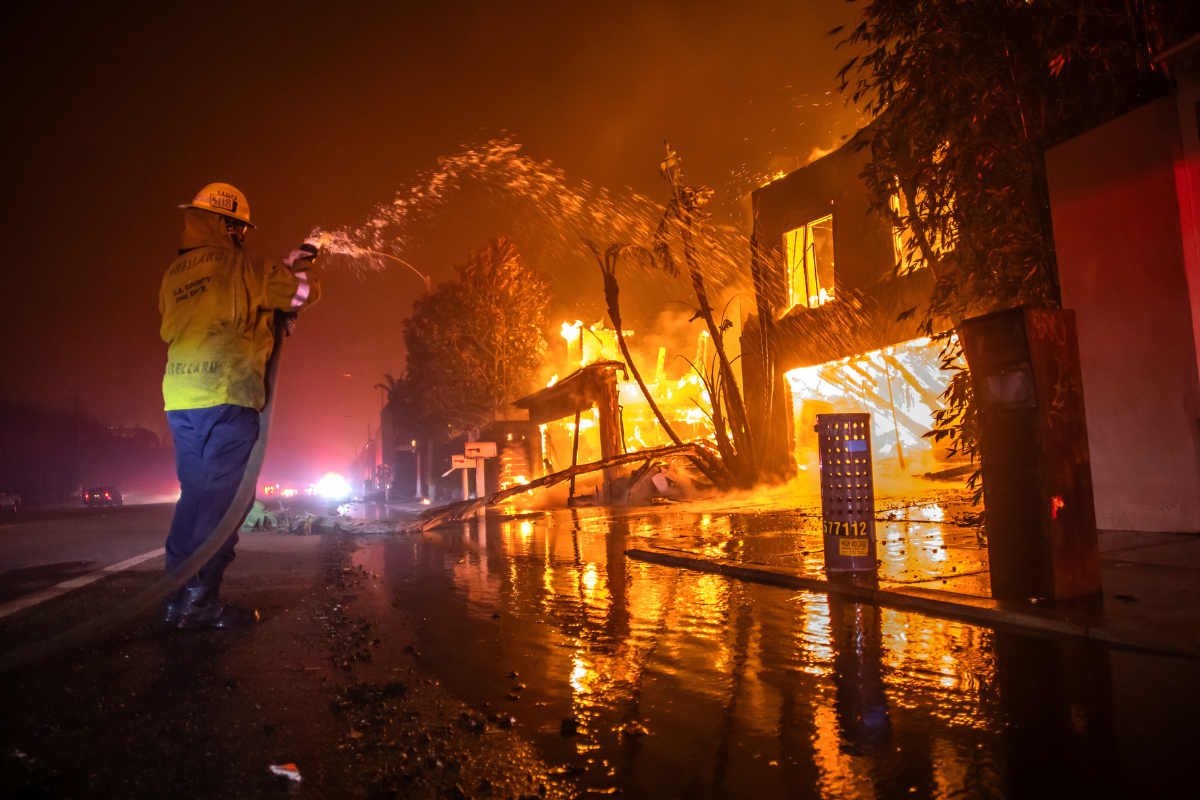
left=477, top=514, right=999, bottom=790
left=787, top=337, right=959, bottom=471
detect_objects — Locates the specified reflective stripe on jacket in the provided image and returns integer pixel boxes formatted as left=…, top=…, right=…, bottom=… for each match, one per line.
left=160, top=208, right=322, bottom=411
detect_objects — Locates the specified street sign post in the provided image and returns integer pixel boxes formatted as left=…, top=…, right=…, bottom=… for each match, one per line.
left=440, top=445, right=497, bottom=508
left=463, top=443, right=497, bottom=508
left=443, top=456, right=480, bottom=501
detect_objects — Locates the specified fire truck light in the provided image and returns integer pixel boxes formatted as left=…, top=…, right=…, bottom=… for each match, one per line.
left=315, top=473, right=352, bottom=499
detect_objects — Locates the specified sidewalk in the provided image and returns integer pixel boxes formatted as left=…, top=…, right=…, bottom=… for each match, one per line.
left=621, top=490, right=1200, bottom=658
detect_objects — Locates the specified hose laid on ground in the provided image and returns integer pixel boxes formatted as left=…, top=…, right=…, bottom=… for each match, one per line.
left=0, top=314, right=287, bottom=673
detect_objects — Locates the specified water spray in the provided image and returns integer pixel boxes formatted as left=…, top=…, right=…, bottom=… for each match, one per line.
left=304, top=139, right=755, bottom=321
left=309, top=230, right=431, bottom=292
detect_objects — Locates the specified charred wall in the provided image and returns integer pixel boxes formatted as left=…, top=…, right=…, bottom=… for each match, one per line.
left=747, top=129, right=938, bottom=376
left=751, top=129, right=897, bottom=316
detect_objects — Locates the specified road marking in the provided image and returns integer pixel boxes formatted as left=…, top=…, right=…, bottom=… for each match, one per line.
left=0, top=548, right=166, bottom=619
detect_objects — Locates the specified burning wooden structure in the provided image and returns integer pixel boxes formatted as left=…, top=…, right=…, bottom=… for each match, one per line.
left=512, top=360, right=625, bottom=504
left=743, top=130, right=958, bottom=473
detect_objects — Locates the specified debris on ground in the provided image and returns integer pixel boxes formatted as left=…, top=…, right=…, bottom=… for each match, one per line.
left=626, top=462, right=690, bottom=505
left=240, top=499, right=280, bottom=531
left=314, top=535, right=569, bottom=799
left=269, top=763, right=302, bottom=782
left=409, top=444, right=699, bottom=531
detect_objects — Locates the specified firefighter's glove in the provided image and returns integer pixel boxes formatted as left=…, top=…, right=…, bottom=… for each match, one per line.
left=283, top=243, right=319, bottom=269
left=284, top=312, right=298, bottom=337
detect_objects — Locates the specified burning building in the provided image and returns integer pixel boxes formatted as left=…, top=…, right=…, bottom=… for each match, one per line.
left=742, top=129, right=960, bottom=475
left=507, top=319, right=718, bottom=504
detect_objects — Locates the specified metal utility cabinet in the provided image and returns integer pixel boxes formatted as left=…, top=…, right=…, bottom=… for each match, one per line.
left=815, top=413, right=877, bottom=573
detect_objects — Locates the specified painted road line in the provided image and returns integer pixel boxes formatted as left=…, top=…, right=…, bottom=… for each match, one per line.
left=0, top=548, right=166, bottom=619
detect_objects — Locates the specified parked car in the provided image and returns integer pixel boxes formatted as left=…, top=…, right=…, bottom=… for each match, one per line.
left=84, top=487, right=123, bottom=507
left=0, top=489, right=20, bottom=513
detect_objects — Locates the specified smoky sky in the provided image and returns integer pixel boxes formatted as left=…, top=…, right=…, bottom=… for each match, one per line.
left=1, top=0, right=864, bottom=487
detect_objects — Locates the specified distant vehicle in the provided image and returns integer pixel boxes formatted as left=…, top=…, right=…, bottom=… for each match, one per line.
left=84, top=487, right=123, bottom=507
left=0, top=490, right=20, bottom=513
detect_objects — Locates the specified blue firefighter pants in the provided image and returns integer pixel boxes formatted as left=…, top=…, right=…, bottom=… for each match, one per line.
left=165, top=404, right=259, bottom=588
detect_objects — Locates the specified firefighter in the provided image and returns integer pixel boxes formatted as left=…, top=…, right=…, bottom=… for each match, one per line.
left=159, top=183, right=321, bottom=629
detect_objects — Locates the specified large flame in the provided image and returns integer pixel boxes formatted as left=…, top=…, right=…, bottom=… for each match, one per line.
left=787, top=337, right=958, bottom=472
left=500, top=326, right=958, bottom=494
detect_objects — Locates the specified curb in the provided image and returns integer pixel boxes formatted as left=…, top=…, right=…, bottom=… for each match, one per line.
left=625, top=548, right=1199, bottom=660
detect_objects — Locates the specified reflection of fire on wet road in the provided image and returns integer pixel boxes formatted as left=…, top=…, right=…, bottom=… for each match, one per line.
left=621, top=488, right=990, bottom=593
left=344, top=502, right=1188, bottom=796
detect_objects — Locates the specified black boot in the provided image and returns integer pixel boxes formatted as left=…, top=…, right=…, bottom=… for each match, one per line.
left=162, top=587, right=185, bottom=625
left=175, top=582, right=257, bottom=630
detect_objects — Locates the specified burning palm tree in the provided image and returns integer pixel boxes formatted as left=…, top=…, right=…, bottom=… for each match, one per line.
left=583, top=144, right=780, bottom=491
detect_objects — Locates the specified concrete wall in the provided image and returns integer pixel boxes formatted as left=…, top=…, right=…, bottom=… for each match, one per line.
left=1046, top=97, right=1200, bottom=532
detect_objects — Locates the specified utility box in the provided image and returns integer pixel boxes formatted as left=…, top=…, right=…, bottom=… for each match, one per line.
left=815, top=413, right=877, bottom=573
left=959, top=307, right=1101, bottom=601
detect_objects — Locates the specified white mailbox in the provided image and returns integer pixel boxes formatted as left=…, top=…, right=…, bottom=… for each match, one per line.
left=464, top=442, right=497, bottom=459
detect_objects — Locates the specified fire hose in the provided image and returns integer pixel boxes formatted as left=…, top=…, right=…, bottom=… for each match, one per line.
left=0, top=312, right=288, bottom=674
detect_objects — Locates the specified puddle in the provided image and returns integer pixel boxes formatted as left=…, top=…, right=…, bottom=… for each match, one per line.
left=346, top=509, right=1200, bottom=798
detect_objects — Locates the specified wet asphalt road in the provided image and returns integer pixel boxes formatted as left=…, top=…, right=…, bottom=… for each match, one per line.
left=2, top=504, right=1200, bottom=799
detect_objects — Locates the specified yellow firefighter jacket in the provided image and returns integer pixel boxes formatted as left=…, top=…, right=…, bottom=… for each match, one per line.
left=160, top=208, right=322, bottom=411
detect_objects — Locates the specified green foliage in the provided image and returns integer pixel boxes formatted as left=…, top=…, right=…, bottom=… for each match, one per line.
left=839, top=0, right=1197, bottom=498
left=388, top=237, right=551, bottom=438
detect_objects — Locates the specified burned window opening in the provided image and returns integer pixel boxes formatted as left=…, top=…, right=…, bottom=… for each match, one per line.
left=783, top=214, right=834, bottom=311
